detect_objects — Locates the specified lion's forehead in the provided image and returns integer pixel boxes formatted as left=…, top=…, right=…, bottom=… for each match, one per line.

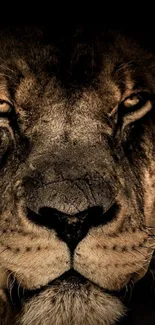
left=0, top=31, right=152, bottom=132
left=14, top=67, right=121, bottom=112
left=7, top=77, right=122, bottom=145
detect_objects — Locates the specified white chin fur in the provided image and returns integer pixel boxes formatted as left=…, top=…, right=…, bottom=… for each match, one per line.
left=18, top=281, right=125, bottom=325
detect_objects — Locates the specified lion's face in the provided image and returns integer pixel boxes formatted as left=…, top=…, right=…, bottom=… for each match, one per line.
left=0, top=27, right=155, bottom=325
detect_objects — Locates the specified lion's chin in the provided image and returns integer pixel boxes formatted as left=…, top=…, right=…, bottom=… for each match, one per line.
left=14, top=272, right=126, bottom=325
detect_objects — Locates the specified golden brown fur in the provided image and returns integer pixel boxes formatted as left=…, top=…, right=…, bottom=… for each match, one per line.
left=0, top=26, right=154, bottom=325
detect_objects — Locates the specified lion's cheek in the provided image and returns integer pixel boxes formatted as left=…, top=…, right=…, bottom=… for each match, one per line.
left=74, top=247, right=131, bottom=291
left=74, top=230, right=149, bottom=291
left=0, top=237, right=70, bottom=290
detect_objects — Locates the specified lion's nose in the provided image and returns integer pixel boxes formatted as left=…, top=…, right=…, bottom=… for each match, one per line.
left=27, top=204, right=119, bottom=251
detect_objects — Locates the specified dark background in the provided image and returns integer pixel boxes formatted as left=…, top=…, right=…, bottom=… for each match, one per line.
left=0, top=22, right=155, bottom=53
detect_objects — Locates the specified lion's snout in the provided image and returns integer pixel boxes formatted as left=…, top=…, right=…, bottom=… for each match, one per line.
left=26, top=204, right=119, bottom=251
left=23, top=172, right=118, bottom=251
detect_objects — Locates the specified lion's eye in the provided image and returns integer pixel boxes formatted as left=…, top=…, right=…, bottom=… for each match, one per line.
left=116, top=91, right=153, bottom=132
left=123, top=95, right=140, bottom=108
left=117, top=91, right=152, bottom=127
left=122, top=92, right=149, bottom=114
left=0, top=99, right=12, bottom=115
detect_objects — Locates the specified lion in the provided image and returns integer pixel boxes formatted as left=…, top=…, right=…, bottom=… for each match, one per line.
left=0, top=25, right=155, bottom=325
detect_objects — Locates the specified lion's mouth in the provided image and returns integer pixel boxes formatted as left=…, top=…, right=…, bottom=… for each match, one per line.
left=6, top=269, right=129, bottom=310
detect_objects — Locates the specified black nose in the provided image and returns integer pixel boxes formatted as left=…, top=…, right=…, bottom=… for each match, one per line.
left=27, top=204, right=119, bottom=251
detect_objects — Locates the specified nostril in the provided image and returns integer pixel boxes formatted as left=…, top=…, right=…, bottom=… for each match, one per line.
left=27, top=204, right=120, bottom=229
left=26, top=208, right=45, bottom=227
left=88, top=203, right=120, bottom=227
left=26, top=203, right=120, bottom=252
left=26, top=207, right=57, bottom=229
left=27, top=206, right=104, bottom=230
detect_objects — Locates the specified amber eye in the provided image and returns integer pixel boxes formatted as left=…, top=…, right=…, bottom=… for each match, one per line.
left=0, top=99, right=12, bottom=115
left=117, top=91, right=152, bottom=131
left=123, top=95, right=140, bottom=108
left=120, top=92, right=149, bottom=115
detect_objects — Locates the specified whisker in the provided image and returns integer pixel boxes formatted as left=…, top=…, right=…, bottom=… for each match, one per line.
left=127, top=279, right=134, bottom=304
left=6, top=272, right=16, bottom=305
left=0, top=247, right=9, bottom=255
left=134, top=248, right=150, bottom=258
left=123, top=284, right=128, bottom=301
left=17, top=280, right=24, bottom=302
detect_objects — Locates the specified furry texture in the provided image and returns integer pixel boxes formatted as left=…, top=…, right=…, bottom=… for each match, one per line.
left=0, top=26, right=154, bottom=324
left=17, top=281, right=125, bottom=325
